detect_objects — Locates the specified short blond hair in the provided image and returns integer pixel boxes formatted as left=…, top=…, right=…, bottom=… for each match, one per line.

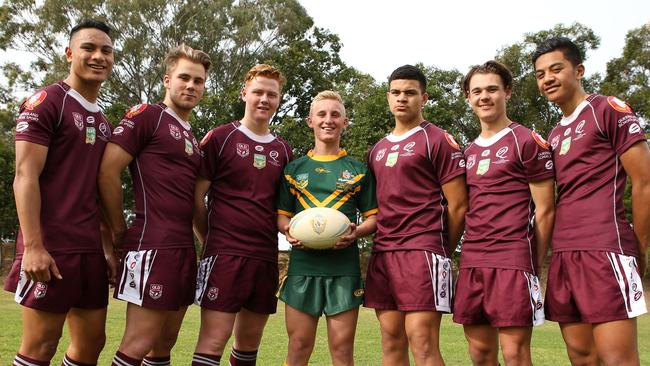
left=244, top=64, right=286, bottom=89
left=164, top=44, right=212, bottom=74
left=309, top=90, right=346, bottom=117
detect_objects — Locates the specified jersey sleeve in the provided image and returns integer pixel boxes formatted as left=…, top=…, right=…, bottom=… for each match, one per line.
left=276, top=164, right=296, bottom=217
left=109, top=104, right=158, bottom=157
left=431, top=130, right=466, bottom=185
left=601, top=96, right=646, bottom=156
left=357, top=165, right=378, bottom=217
left=198, top=128, right=222, bottom=181
left=14, top=89, right=60, bottom=147
left=521, top=130, right=555, bottom=182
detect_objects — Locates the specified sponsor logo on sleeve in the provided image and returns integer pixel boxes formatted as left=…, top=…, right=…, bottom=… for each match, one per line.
left=23, top=90, right=47, bottom=111
left=126, top=103, right=148, bottom=118
left=531, top=131, right=550, bottom=149
left=237, top=143, right=250, bottom=157
left=545, top=160, right=553, bottom=170
left=15, top=121, right=29, bottom=133
left=444, top=132, right=461, bottom=150
left=628, top=123, right=641, bottom=134
left=169, top=124, right=182, bottom=140
left=149, top=284, right=163, bottom=300
left=459, top=159, right=466, bottom=168
left=113, top=126, right=125, bottom=135
left=607, top=96, right=632, bottom=114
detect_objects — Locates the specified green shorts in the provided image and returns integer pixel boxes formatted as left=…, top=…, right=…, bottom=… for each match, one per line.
left=278, top=275, right=364, bottom=317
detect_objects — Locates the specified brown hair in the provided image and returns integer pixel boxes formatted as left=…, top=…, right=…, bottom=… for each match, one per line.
left=461, top=60, right=513, bottom=97
left=164, top=44, right=212, bottom=74
left=244, top=64, right=286, bottom=89
left=309, top=90, right=346, bottom=117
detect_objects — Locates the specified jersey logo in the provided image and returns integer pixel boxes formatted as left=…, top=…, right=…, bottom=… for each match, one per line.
left=559, top=137, right=571, bottom=155
left=125, top=103, right=148, bottom=118
left=15, top=121, right=29, bottom=133
left=73, top=112, right=84, bottom=130
left=476, top=158, right=490, bottom=175
left=169, top=124, right=182, bottom=140
left=531, top=131, right=550, bottom=149
left=85, top=127, right=96, bottom=145
left=495, top=146, right=509, bottom=159
left=207, top=287, right=219, bottom=301
left=545, top=160, right=554, bottom=170
left=185, top=138, right=194, bottom=155
left=296, top=173, right=309, bottom=189
left=113, top=126, right=125, bottom=135
left=23, top=90, right=47, bottom=110
left=99, top=122, right=110, bottom=137
left=375, top=148, right=387, bottom=161
left=607, top=96, right=632, bottom=114
left=253, top=153, right=266, bottom=169
left=255, top=145, right=264, bottom=152
left=629, top=123, right=641, bottom=134
left=575, top=120, right=586, bottom=135
left=268, top=150, right=281, bottom=166
left=149, top=284, right=163, bottom=300
left=237, top=143, right=250, bottom=157
left=444, top=132, right=461, bottom=150
left=33, top=282, right=48, bottom=299
left=402, top=142, right=416, bottom=156
left=315, top=167, right=330, bottom=174
left=385, top=151, right=399, bottom=167
left=551, top=136, right=560, bottom=150
left=353, top=289, right=364, bottom=297
left=466, top=154, right=476, bottom=169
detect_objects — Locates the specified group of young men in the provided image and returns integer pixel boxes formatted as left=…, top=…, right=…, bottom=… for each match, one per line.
left=5, top=18, right=648, bottom=366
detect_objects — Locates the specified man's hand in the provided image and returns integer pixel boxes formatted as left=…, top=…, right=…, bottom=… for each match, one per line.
left=283, top=224, right=305, bottom=249
left=333, top=224, right=356, bottom=250
left=22, top=246, right=61, bottom=283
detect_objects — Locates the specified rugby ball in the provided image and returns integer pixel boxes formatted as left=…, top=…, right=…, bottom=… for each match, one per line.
left=288, top=207, right=351, bottom=250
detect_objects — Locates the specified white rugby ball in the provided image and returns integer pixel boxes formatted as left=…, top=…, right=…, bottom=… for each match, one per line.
left=289, top=207, right=351, bottom=250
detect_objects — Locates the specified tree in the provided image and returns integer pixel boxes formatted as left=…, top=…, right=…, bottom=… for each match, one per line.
left=600, top=23, right=650, bottom=125
left=495, top=23, right=601, bottom=138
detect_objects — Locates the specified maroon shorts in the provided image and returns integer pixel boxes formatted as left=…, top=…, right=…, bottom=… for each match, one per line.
left=453, top=267, right=544, bottom=327
left=545, top=251, right=647, bottom=323
left=4, top=253, right=108, bottom=313
left=115, top=248, right=197, bottom=311
left=195, top=254, right=279, bottom=314
left=364, top=250, right=452, bottom=312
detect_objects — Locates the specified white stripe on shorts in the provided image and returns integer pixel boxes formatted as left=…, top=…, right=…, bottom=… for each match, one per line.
left=116, top=249, right=157, bottom=306
left=606, top=252, right=647, bottom=318
left=424, top=251, right=452, bottom=312
left=13, top=270, right=35, bottom=305
left=523, top=272, right=545, bottom=326
left=195, top=255, right=218, bottom=305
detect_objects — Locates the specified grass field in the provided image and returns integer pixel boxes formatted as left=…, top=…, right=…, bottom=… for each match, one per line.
left=0, top=290, right=648, bottom=365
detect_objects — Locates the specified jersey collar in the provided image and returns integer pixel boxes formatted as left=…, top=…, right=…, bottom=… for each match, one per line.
left=308, top=149, right=347, bottom=162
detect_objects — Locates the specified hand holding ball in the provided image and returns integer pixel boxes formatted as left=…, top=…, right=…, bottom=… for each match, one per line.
left=288, top=207, right=352, bottom=249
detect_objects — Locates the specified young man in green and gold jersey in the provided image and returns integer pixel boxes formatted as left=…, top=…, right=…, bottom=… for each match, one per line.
left=277, top=90, right=378, bottom=366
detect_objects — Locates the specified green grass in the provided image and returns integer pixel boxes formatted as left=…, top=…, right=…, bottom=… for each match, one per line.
left=0, top=290, right=648, bottom=365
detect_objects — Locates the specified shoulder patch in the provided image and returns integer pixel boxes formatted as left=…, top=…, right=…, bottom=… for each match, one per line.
left=200, top=129, right=214, bottom=146
left=444, top=132, right=461, bottom=150
left=531, top=131, right=550, bottom=149
left=23, top=90, right=47, bottom=110
left=607, top=96, right=632, bottom=114
left=125, top=103, right=148, bottom=118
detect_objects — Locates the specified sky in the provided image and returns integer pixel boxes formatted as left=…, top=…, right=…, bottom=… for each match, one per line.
left=299, top=0, right=649, bottom=81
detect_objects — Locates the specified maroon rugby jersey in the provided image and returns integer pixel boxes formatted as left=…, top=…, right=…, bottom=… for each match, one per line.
left=368, top=121, right=465, bottom=256
left=461, top=123, right=554, bottom=273
left=200, top=121, right=293, bottom=262
left=110, top=103, right=201, bottom=251
left=548, top=94, right=645, bottom=255
left=14, top=81, right=111, bottom=256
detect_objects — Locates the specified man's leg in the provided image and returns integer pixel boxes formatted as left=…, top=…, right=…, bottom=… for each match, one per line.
left=144, top=306, right=189, bottom=364
left=64, top=307, right=108, bottom=364
left=498, top=326, right=532, bottom=366
left=376, top=309, right=409, bottom=366
left=194, top=309, right=236, bottom=355
left=115, top=303, right=170, bottom=359
left=18, top=307, right=67, bottom=362
left=325, top=307, right=359, bottom=366
left=404, top=310, right=444, bottom=366
left=559, top=322, right=599, bottom=366
left=229, top=308, right=270, bottom=365
left=285, top=304, right=319, bottom=366
left=593, top=319, right=640, bottom=366
left=463, top=325, right=498, bottom=366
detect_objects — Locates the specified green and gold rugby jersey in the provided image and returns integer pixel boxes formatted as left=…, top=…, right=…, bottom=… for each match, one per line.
left=277, top=150, right=378, bottom=276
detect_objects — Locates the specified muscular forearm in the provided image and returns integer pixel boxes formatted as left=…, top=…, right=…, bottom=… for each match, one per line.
left=13, top=174, right=44, bottom=249
left=447, top=203, right=467, bottom=254
left=193, top=200, right=209, bottom=245
left=354, top=215, right=377, bottom=239
left=98, top=170, right=127, bottom=238
left=534, top=207, right=555, bottom=271
left=632, top=182, right=650, bottom=257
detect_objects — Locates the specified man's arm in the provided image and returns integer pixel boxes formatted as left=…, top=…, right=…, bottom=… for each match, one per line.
left=14, top=140, right=61, bottom=282
left=529, top=179, right=555, bottom=272
left=193, top=177, right=212, bottom=246
left=620, top=141, right=650, bottom=278
left=441, top=175, right=468, bottom=254
left=334, top=214, right=377, bottom=249
left=278, top=213, right=304, bottom=249
left=97, top=143, right=133, bottom=249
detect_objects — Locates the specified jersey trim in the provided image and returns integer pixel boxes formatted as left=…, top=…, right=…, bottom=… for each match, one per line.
left=474, top=127, right=513, bottom=147
left=67, top=87, right=101, bottom=113
left=278, top=209, right=293, bottom=217
left=560, top=99, right=589, bottom=126
left=307, top=149, right=347, bottom=161
left=238, top=123, right=276, bottom=143
left=164, top=107, right=191, bottom=130
left=386, top=124, right=424, bottom=142
left=362, top=208, right=379, bottom=217
left=286, top=173, right=365, bottom=209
